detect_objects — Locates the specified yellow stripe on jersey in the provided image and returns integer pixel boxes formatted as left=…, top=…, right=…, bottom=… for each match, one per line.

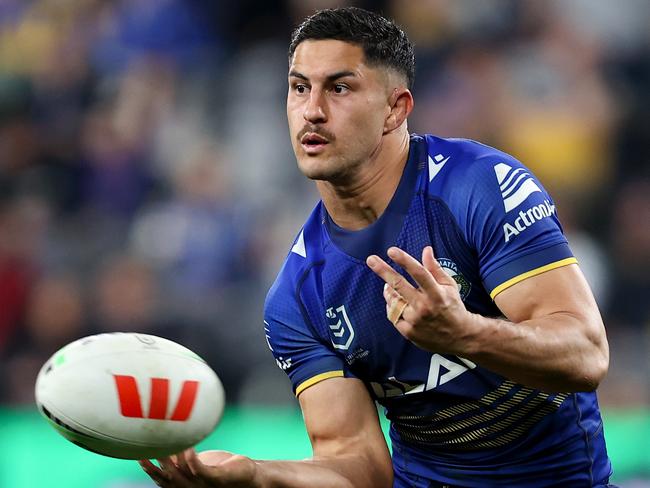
left=295, top=370, right=344, bottom=397
left=489, top=257, right=578, bottom=300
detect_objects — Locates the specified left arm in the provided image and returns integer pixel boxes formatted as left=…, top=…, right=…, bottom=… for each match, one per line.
left=367, top=246, right=609, bottom=393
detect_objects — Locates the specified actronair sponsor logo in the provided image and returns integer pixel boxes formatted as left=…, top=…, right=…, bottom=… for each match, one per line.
left=503, top=200, right=556, bottom=242
left=494, top=163, right=542, bottom=213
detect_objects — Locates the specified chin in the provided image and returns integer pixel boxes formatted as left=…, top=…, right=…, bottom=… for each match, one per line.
left=296, top=156, right=337, bottom=181
left=296, top=148, right=358, bottom=182
left=299, top=168, right=332, bottom=182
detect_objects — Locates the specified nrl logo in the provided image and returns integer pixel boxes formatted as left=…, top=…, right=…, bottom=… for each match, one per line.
left=326, top=305, right=355, bottom=350
left=437, top=258, right=471, bottom=300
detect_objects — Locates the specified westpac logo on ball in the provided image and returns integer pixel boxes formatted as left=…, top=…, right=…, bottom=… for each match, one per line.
left=113, top=375, right=200, bottom=421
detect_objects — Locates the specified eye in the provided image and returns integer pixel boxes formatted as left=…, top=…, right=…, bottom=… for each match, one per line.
left=294, top=83, right=309, bottom=94
left=333, top=84, right=348, bottom=94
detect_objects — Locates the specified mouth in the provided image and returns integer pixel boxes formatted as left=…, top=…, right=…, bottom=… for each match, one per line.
left=300, top=133, right=329, bottom=154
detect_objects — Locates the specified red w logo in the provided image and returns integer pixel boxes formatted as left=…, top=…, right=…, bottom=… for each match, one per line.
left=113, top=375, right=200, bottom=421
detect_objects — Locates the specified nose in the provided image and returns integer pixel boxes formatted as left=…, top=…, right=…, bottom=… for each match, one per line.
left=303, top=89, right=327, bottom=124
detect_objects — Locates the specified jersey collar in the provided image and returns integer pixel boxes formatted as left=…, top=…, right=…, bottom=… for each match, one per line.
left=323, top=134, right=427, bottom=260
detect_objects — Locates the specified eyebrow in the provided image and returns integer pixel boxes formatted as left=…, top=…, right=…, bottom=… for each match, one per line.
left=289, top=70, right=357, bottom=83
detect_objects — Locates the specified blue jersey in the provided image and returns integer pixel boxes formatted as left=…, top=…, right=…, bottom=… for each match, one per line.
left=264, top=134, right=612, bottom=487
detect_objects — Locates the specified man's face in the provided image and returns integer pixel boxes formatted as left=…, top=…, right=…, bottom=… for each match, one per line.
left=287, top=40, right=392, bottom=182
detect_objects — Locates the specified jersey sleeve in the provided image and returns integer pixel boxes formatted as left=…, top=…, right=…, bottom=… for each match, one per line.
left=450, top=153, right=577, bottom=299
left=264, top=265, right=347, bottom=396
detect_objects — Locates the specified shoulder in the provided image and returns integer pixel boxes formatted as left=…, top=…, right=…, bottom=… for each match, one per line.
left=265, top=202, right=324, bottom=313
left=414, top=133, right=564, bottom=247
left=416, top=134, right=546, bottom=218
left=420, top=135, right=522, bottom=198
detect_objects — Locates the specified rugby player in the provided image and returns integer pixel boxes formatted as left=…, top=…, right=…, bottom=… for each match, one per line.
left=140, top=7, right=614, bottom=487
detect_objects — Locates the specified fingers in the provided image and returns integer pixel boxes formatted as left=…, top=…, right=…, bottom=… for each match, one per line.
left=383, top=281, right=399, bottom=305
left=421, top=246, right=438, bottom=275
left=366, top=252, right=419, bottom=302
left=138, top=456, right=197, bottom=488
left=139, top=459, right=172, bottom=487
left=175, top=450, right=192, bottom=478
left=138, top=459, right=162, bottom=479
left=369, top=246, right=461, bottom=333
left=139, top=450, right=226, bottom=487
left=385, top=284, right=408, bottom=325
left=367, top=247, right=443, bottom=297
left=158, top=457, right=192, bottom=487
left=185, top=448, right=212, bottom=479
left=387, top=247, right=443, bottom=294
left=421, top=246, right=456, bottom=286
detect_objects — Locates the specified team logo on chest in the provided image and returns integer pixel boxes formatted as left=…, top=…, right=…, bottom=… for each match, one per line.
left=437, top=258, right=471, bottom=300
left=326, top=305, right=355, bottom=350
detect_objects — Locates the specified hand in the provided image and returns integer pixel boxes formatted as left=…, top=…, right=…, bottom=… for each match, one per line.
left=366, top=246, right=477, bottom=355
left=139, top=449, right=261, bottom=487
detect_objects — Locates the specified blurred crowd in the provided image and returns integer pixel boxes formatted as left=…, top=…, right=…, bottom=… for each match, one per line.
left=0, top=0, right=648, bottom=407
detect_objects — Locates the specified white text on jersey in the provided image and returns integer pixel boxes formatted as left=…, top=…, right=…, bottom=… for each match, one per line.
left=503, top=199, right=556, bottom=242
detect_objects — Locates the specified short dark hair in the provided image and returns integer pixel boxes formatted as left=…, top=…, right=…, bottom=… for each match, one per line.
left=289, top=7, right=415, bottom=89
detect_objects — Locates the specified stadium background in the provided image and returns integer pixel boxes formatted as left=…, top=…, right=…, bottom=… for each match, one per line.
left=0, top=0, right=648, bottom=486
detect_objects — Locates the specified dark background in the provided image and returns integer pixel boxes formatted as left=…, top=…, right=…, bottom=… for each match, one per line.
left=0, top=0, right=648, bottom=463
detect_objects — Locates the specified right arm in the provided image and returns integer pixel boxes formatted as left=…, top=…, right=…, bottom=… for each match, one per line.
left=257, top=377, right=392, bottom=487
left=140, top=377, right=393, bottom=488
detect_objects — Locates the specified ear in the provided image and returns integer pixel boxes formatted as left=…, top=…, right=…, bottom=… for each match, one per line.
left=384, top=88, right=414, bottom=134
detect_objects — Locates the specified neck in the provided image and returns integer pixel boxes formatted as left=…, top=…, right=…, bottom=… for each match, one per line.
left=317, top=130, right=410, bottom=230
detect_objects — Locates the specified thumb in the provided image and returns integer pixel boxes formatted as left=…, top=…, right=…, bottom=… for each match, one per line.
left=422, top=246, right=455, bottom=286
left=197, top=449, right=236, bottom=466
left=185, top=448, right=215, bottom=479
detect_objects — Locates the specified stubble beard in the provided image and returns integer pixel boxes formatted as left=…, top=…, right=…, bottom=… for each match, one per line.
left=297, top=151, right=363, bottom=185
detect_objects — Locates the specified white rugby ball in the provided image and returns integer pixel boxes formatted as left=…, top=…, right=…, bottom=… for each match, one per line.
left=35, top=332, right=225, bottom=460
